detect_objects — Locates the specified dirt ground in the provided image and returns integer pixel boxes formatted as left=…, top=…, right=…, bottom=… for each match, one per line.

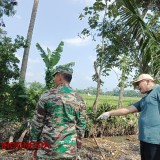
left=0, top=135, right=140, bottom=160
left=81, top=135, right=140, bottom=160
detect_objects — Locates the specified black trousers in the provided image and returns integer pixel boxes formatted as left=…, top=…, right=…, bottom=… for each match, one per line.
left=140, top=141, right=160, bottom=160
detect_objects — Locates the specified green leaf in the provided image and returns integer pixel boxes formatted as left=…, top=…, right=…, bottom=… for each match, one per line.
left=36, top=43, right=50, bottom=68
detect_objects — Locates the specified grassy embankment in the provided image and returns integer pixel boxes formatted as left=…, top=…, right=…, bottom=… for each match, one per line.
left=81, top=94, right=140, bottom=109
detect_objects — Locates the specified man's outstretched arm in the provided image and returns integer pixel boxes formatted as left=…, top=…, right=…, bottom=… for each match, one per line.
left=97, top=105, right=138, bottom=120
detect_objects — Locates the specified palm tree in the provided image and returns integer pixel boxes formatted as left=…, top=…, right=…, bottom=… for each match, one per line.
left=20, top=0, right=39, bottom=81
left=119, top=0, right=160, bottom=77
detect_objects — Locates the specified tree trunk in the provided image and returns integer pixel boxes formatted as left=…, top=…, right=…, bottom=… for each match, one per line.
left=92, top=62, right=102, bottom=112
left=118, top=67, right=126, bottom=108
left=92, top=0, right=107, bottom=112
left=20, top=0, right=39, bottom=81
left=92, top=62, right=101, bottom=112
left=118, top=86, right=124, bottom=108
left=92, top=12, right=106, bottom=111
left=92, top=82, right=101, bottom=111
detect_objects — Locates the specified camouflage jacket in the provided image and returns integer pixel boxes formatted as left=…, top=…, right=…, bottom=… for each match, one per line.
left=30, top=84, right=86, bottom=159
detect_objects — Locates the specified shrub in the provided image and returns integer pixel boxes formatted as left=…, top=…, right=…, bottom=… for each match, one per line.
left=85, top=102, right=138, bottom=137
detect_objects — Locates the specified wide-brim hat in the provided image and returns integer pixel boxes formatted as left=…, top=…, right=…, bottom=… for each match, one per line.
left=132, top=74, right=154, bottom=86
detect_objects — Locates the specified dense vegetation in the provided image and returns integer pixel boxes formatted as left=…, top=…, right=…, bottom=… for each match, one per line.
left=82, top=94, right=139, bottom=137
left=0, top=0, right=159, bottom=149
left=0, top=81, right=139, bottom=145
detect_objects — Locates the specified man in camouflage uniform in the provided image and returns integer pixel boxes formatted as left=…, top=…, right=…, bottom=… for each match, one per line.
left=30, top=65, right=86, bottom=160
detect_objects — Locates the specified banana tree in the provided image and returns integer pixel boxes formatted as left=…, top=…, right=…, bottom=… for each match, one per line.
left=36, top=41, right=64, bottom=89
left=60, top=62, right=75, bottom=68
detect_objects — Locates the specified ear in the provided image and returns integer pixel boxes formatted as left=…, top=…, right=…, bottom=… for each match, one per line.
left=55, top=73, right=60, bottom=79
left=58, top=73, right=64, bottom=81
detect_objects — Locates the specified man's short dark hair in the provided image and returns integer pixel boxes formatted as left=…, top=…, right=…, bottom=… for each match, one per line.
left=61, top=73, right=72, bottom=83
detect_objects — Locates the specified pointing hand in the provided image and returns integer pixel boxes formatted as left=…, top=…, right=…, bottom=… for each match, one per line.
left=97, top=112, right=110, bottom=120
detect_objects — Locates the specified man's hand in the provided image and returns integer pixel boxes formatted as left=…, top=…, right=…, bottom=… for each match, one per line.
left=97, top=112, right=110, bottom=120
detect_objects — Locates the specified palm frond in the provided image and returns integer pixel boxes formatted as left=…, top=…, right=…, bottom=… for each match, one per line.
left=119, top=0, right=160, bottom=76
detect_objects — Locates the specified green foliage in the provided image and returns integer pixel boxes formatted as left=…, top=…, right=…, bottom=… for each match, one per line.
left=11, top=82, right=29, bottom=121
left=36, top=41, right=64, bottom=89
left=79, top=0, right=108, bottom=88
left=79, top=0, right=139, bottom=92
left=119, top=0, right=160, bottom=77
left=0, top=81, right=45, bottom=122
left=0, top=36, right=26, bottom=121
left=0, top=0, right=18, bottom=27
left=80, top=0, right=160, bottom=91
left=36, top=42, right=75, bottom=89
left=0, top=36, right=26, bottom=85
left=85, top=102, right=138, bottom=137
left=26, top=81, right=45, bottom=115
left=61, top=62, right=75, bottom=68
left=0, top=1, right=29, bottom=122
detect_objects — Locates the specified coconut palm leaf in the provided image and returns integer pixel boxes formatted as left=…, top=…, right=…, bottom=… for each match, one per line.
left=119, top=0, right=160, bottom=76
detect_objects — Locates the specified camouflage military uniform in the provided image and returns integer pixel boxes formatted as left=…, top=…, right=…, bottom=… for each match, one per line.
left=30, top=83, right=86, bottom=160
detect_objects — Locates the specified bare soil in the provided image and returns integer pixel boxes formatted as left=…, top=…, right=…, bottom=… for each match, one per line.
left=81, top=135, right=140, bottom=160
left=0, top=135, right=140, bottom=160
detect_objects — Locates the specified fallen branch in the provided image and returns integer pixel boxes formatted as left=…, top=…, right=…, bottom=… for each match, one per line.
left=93, top=135, right=106, bottom=160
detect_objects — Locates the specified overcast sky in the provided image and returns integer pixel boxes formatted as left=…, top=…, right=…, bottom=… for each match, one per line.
left=4, top=0, right=131, bottom=91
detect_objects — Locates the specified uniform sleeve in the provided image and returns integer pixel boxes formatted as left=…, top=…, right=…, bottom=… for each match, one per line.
left=75, top=99, right=86, bottom=150
left=30, top=97, right=46, bottom=142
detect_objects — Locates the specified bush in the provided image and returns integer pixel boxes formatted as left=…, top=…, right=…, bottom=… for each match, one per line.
left=85, top=102, right=138, bottom=138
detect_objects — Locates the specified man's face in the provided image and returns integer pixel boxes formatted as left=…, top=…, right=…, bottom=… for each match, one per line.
left=135, top=80, right=149, bottom=94
left=54, top=73, right=61, bottom=87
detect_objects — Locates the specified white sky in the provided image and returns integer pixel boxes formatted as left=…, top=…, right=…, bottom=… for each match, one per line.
left=3, top=0, right=132, bottom=91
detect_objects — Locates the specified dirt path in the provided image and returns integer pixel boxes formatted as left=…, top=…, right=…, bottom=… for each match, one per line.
left=0, top=135, right=140, bottom=160
left=81, top=135, right=140, bottom=160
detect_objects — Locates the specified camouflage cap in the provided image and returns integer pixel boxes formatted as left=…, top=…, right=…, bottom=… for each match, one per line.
left=53, top=65, right=73, bottom=76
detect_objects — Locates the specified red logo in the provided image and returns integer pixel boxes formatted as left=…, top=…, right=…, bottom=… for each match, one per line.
left=1, top=141, right=50, bottom=149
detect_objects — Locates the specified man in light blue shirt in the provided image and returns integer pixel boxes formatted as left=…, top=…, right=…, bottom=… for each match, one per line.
left=98, top=74, right=160, bottom=160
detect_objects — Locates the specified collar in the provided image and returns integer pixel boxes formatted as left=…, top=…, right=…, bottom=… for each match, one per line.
left=147, top=84, right=158, bottom=94
left=55, top=83, right=70, bottom=89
